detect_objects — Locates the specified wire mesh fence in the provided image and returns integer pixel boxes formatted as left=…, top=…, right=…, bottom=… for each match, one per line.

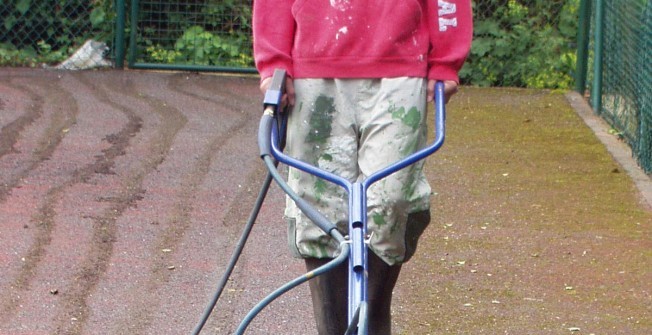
left=597, top=0, right=651, bottom=174
left=127, top=0, right=255, bottom=72
left=577, top=0, right=651, bottom=174
left=0, top=0, right=115, bottom=69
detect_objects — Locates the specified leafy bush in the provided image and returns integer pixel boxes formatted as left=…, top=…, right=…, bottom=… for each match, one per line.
left=172, top=26, right=252, bottom=67
left=460, top=0, right=579, bottom=89
left=138, top=0, right=253, bottom=67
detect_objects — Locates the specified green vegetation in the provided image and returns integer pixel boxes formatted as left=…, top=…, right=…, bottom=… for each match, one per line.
left=460, top=0, right=580, bottom=89
left=0, top=0, right=114, bottom=66
left=138, top=0, right=253, bottom=67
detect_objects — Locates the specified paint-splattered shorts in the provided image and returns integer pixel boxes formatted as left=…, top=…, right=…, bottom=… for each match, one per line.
left=285, top=77, right=432, bottom=265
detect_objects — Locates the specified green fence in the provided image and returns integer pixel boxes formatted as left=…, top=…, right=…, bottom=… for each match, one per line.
left=576, top=0, right=652, bottom=174
left=126, top=0, right=255, bottom=73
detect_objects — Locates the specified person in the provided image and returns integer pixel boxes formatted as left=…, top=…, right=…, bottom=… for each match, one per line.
left=253, top=1, right=473, bottom=334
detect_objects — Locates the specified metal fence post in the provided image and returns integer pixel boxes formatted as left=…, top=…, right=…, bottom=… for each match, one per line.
left=591, top=0, right=604, bottom=113
left=636, top=2, right=652, bottom=173
left=115, top=0, right=126, bottom=69
left=575, top=0, right=592, bottom=94
left=128, top=0, right=139, bottom=67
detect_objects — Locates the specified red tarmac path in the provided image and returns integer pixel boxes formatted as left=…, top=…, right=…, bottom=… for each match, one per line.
left=1, top=68, right=650, bottom=335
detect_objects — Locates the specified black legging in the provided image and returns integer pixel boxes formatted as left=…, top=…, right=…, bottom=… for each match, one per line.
left=303, top=210, right=430, bottom=334
left=304, top=252, right=402, bottom=335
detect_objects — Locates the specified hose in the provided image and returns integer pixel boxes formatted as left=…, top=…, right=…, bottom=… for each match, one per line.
left=235, top=241, right=349, bottom=335
left=231, top=155, right=348, bottom=334
left=191, top=171, right=275, bottom=335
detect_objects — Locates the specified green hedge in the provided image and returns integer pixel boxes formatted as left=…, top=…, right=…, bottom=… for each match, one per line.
left=460, top=0, right=579, bottom=89
left=136, top=0, right=253, bottom=67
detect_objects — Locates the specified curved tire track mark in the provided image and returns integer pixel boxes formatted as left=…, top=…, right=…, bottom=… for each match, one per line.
left=0, top=76, right=78, bottom=322
left=0, top=84, right=42, bottom=158
left=167, top=74, right=279, bottom=332
left=167, top=73, right=247, bottom=111
left=0, top=80, right=46, bottom=202
left=205, top=163, right=271, bottom=334
left=109, top=74, right=260, bottom=334
left=53, top=72, right=187, bottom=335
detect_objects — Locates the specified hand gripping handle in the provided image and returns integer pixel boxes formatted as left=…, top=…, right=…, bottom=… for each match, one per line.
left=259, top=69, right=287, bottom=157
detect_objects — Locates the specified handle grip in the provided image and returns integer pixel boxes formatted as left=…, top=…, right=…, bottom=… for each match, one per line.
left=263, top=69, right=287, bottom=112
left=259, top=69, right=288, bottom=157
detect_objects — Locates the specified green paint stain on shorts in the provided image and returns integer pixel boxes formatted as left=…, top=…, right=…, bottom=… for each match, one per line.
left=391, top=105, right=421, bottom=131
left=314, top=178, right=327, bottom=202
left=305, top=236, right=331, bottom=258
left=402, top=172, right=418, bottom=199
left=401, top=137, right=419, bottom=156
left=307, top=95, right=335, bottom=144
left=390, top=106, right=404, bottom=120
left=403, top=107, right=422, bottom=131
left=371, top=213, right=387, bottom=227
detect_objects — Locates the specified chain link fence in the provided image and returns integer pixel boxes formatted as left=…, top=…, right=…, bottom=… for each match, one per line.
left=576, top=0, right=651, bottom=174
left=599, top=0, right=650, bottom=174
left=126, top=0, right=254, bottom=72
left=0, top=0, right=115, bottom=69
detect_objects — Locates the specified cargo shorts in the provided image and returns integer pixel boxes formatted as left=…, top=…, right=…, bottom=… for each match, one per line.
left=284, top=77, right=432, bottom=265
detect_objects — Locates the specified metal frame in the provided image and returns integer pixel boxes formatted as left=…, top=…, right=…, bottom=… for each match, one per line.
left=123, top=0, right=258, bottom=74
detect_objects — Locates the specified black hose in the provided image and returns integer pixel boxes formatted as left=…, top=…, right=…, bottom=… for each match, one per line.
left=191, top=171, right=275, bottom=335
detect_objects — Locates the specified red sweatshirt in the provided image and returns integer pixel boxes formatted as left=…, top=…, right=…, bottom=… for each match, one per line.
left=253, top=0, right=473, bottom=82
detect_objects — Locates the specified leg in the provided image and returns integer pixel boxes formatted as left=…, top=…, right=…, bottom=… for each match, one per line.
left=366, top=252, right=402, bottom=335
left=366, top=210, right=430, bottom=334
left=305, top=252, right=403, bottom=335
left=305, top=258, right=348, bottom=335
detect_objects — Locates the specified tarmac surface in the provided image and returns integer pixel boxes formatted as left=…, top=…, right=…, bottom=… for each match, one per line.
left=0, top=68, right=650, bottom=335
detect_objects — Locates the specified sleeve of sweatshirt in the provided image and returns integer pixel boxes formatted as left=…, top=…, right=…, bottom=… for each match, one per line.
left=427, top=0, right=473, bottom=82
left=253, top=0, right=296, bottom=80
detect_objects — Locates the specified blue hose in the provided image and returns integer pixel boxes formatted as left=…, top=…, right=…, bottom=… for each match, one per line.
left=235, top=241, right=349, bottom=334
